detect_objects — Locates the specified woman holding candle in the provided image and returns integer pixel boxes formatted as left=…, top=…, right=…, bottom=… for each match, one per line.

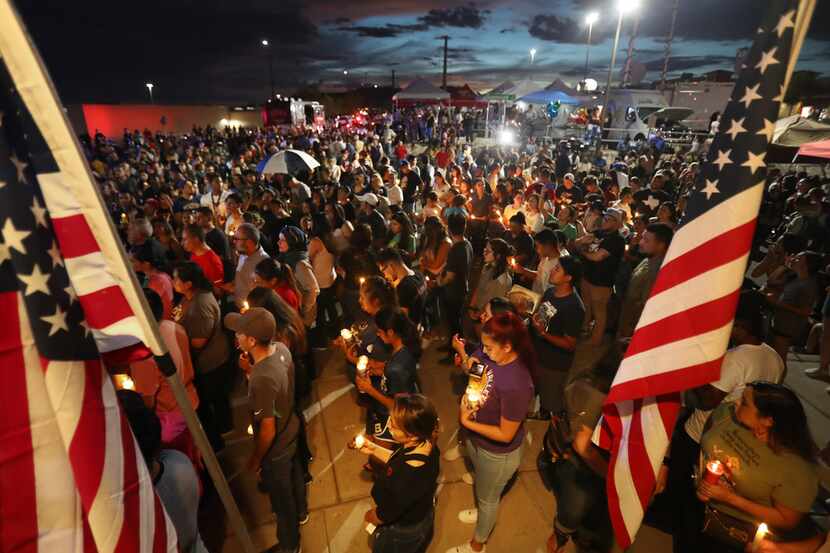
left=356, top=394, right=440, bottom=553
left=253, top=258, right=302, bottom=312
left=465, top=239, right=512, bottom=338
left=447, top=312, right=535, bottom=553
left=355, top=308, right=420, bottom=446
left=674, top=382, right=820, bottom=553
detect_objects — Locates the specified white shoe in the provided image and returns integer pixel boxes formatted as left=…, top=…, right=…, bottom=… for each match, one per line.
left=457, top=508, right=478, bottom=524
left=444, top=444, right=462, bottom=461
left=461, top=472, right=474, bottom=485
left=445, top=541, right=485, bottom=553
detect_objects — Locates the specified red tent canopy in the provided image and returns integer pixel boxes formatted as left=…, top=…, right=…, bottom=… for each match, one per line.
left=796, top=139, right=830, bottom=160
left=445, top=84, right=487, bottom=108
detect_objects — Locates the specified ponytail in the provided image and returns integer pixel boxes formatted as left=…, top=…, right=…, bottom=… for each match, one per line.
left=376, top=307, right=422, bottom=359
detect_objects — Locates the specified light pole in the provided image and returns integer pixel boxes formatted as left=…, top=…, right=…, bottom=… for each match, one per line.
left=584, top=11, right=599, bottom=82
left=261, top=39, right=274, bottom=100
left=145, top=82, right=154, bottom=104
left=598, top=0, right=638, bottom=152
left=529, top=48, right=537, bottom=65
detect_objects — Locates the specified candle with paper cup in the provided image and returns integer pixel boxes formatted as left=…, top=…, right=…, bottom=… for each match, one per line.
left=703, top=460, right=724, bottom=484
left=354, top=433, right=366, bottom=449
left=356, top=355, right=369, bottom=376
left=751, top=523, right=768, bottom=552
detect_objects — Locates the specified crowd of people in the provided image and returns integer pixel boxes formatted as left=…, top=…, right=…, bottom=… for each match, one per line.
left=83, top=115, right=830, bottom=553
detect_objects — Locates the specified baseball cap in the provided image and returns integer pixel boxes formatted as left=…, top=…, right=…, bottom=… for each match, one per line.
left=604, top=208, right=624, bottom=226
left=356, top=192, right=379, bottom=206
left=224, top=307, right=275, bottom=343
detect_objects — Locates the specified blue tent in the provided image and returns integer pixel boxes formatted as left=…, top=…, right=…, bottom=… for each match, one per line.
left=518, top=89, right=581, bottom=105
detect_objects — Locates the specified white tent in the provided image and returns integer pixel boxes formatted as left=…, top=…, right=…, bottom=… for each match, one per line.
left=498, top=79, right=551, bottom=102
left=392, top=79, right=450, bottom=105
left=546, top=78, right=578, bottom=95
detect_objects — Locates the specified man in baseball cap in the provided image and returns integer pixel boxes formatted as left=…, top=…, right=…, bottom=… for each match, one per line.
left=224, top=307, right=275, bottom=346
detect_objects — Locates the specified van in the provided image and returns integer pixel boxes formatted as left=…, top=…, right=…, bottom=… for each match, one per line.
left=599, top=89, right=693, bottom=141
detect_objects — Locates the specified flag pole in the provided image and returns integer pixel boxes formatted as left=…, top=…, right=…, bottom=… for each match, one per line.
left=783, top=0, right=816, bottom=93
left=0, top=2, right=256, bottom=552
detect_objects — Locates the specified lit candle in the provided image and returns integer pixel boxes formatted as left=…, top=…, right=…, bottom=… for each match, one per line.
left=509, top=256, right=516, bottom=267
left=703, top=460, right=724, bottom=485
left=247, top=424, right=253, bottom=436
left=340, top=328, right=353, bottom=341
left=116, top=375, right=135, bottom=391
left=242, top=300, right=250, bottom=313
left=466, top=388, right=481, bottom=407
left=357, top=355, right=369, bottom=375
left=354, top=433, right=365, bottom=449
left=359, top=276, right=366, bottom=285
left=751, top=523, right=768, bottom=552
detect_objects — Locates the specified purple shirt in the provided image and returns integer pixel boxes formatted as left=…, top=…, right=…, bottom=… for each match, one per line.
left=466, top=350, right=535, bottom=454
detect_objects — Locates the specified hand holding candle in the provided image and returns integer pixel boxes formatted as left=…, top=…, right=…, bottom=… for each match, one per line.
left=241, top=300, right=250, bottom=313
left=751, top=523, right=768, bottom=552
left=356, top=355, right=369, bottom=375
left=353, top=433, right=365, bottom=449
left=340, top=328, right=353, bottom=342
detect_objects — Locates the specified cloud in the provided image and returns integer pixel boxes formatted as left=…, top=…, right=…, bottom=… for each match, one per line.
left=338, top=23, right=428, bottom=37
left=641, top=55, right=734, bottom=72
left=419, top=4, right=489, bottom=28
left=528, top=14, right=598, bottom=44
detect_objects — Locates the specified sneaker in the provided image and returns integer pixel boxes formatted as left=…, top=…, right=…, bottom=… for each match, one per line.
left=445, top=541, right=485, bottom=553
left=457, top=508, right=478, bottom=524
left=805, top=367, right=830, bottom=381
left=299, top=512, right=310, bottom=525
left=461, top=472, right=474, bottom=485
left=444, top=445, right=462, bottom=461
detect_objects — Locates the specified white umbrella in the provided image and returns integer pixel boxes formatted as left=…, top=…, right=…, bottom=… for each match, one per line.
left=259, top=149, right=320, bottom=175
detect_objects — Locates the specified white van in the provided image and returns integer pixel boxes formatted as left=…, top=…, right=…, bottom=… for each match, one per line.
left=600, top=89, right=693, bottom=141
left=662, top=81, right=733, bottom=131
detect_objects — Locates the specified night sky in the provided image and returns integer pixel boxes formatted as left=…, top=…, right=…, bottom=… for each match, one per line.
left=16, top=0, right=830, bottom=105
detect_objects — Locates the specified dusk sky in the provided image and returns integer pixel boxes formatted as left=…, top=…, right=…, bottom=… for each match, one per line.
left=17, top=0, right=830, bottom=105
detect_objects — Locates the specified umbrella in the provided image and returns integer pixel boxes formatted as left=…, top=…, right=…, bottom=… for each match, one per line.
left=259, top=149, right=320, bottom=175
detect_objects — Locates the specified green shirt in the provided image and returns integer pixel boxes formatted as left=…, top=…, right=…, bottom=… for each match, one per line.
left=699, top=403, right=818, bottom=523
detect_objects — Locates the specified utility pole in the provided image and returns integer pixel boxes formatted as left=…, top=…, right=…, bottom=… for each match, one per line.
left=660, top=0, right=680, bottom=90
left=438, top=35, right=449, bottom=88
left=392, top=69, right=396, bottom=88
left=621, top=13, right=640, bottom=87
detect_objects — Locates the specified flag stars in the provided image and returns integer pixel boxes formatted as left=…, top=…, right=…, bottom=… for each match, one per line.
left=18, top=264, right=51, bottom=296
left=65, top=285, right=78, bottom=303
left=742, top=151, right=767, bottom=174
left=2, top=218, right=30, bottom=255
left=775, top=9, right=795, bottom=37
left=701, top=179, right=720, bottom=200
left=713, top=149, right=733, bottom=171
left=773, top=85, right=785, bottom=103
left=757, top=118, right=775, bottom=142
left=10, top=152, right=28, bottom=184
left=31, top=197, right=48, bottom=228
left=725, top=117, right=747, bottom=141
left=41, top=306, right=69, bottom=336
left=755, top=47, right=779, bottom=75
left=740, top=83, right=762, bottom=109
left=47, top=240, right=64, bottom=268
left=0, top=242, right=10, bottom=264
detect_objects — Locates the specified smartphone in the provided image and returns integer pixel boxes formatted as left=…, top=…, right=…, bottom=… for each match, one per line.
left=469, top=363, right=486, bottom=380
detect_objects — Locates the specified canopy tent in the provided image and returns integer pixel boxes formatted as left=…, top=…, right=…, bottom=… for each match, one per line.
left=545, top=78, right=578, bottom=95
left=486, top=80, right=515, bottom=96
left=772, top=114, right=830, bottom=146
left=392, top=78, right=450, bottom=106
left=486, top=78, right=550, bottom=102
left=795, top=139, right=830, bottom=160
left=445, top=84, right=487, bottom=108
left=518, top=88, right=581, bottom=106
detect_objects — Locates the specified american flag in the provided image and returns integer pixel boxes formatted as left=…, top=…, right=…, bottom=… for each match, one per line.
left=594, top=0, right=798, bottom=547
left=0, top=1, right=176, bottom=551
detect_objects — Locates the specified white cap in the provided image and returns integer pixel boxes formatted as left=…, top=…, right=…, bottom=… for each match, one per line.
left=356, top=193, right=379, bottom=206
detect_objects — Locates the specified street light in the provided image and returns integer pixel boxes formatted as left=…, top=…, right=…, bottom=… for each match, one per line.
left=584, top=11, right=599, bottom=81
left=261, top=39, right=274, bottom=100
left=145, top=82, right=154, bottom=104
left=598, top=0, right=640, bottom=152
left=529, top=48, right=537, bottom=64
left=343, top=70, right=349, bottom=75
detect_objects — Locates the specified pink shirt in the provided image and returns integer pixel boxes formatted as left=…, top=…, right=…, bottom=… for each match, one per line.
left=148, top=271, right=174, bottom=320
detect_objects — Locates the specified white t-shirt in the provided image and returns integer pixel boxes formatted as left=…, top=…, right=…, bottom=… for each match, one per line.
left=387, top=184, right=404, bottom=206
left=532, top=255, right=560, bottom=295
left=684, top=343, right=784, bottom=443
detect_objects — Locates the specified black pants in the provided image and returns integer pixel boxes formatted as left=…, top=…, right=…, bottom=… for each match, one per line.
left=260, top=442, right=308, bottom=552
left=315, top=285, right=340, bottom=341
left=373, top=509, right=434, bottom=553
left=443, top=292, right=465, bottom=346
left=668, top=429, right=705, bottom=553
left=195, top=363, right=233, bottom=450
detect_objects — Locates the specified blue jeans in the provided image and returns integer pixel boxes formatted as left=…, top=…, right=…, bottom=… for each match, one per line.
left=260, top=442, right=308, bottom=552
left=551, top=457, right=604, bottom=534
left=373, top=508, right=434, bottom=553
left=464, top=439, right=523, bottom=543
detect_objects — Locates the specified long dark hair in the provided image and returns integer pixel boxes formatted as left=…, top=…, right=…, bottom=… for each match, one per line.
left=247, top=287, right=307, bottom=354
left=255, top=258, right=302, bottom=301
left=482, top=311, right=537, bottom=376
left=486, top=238, right=510, bottom=278
left=391, top=211, right=414, bottom=246
left=361, top=275, right=397, bottom=311
left=392, top=393, right=439, bottom=445
left=375, top=307, right=421, bottom=359
left=748, top=381, right=816, bottom=461
left=421, top=216, right=447, bottom=256
left=173, top=261, right=212, bottom=292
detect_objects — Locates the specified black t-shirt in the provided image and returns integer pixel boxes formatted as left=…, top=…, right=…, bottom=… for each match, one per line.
left=470, top=193, right=493, bottom=218
left=205, top=227, right=231, bottom=261
left=397, top=272, right=427, bottom=326
left=359, top=210, right=387, bottom=243
left=532, top=289, right=586, bottom=371
left=583, top=231, right=626, bottom=288
left=371, top=445, right=440, bottom=526
left=557, top=184, right=584, bottom=204
left=507, top=231, right=535, bottom=264
left=445, top=239, right=473, bottom=298
left=403, top=171, right=422, bottom=203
